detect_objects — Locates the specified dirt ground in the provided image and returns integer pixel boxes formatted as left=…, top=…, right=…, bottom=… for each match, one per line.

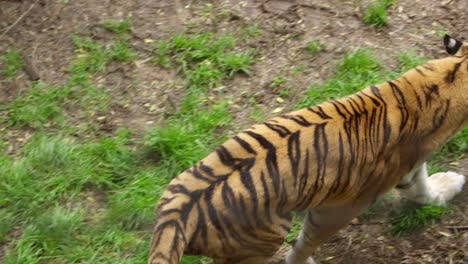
left=1, top=0, right=467, bottom=263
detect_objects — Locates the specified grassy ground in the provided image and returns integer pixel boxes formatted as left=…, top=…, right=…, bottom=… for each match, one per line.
left=1, top=14, right=467, bottom=264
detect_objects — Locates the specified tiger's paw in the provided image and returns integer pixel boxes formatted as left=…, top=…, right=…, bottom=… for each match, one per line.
left=428, top=171, right=465, bottom=205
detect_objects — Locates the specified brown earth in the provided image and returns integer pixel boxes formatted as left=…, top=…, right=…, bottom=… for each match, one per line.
left=0, top=0, right=467, bottom=263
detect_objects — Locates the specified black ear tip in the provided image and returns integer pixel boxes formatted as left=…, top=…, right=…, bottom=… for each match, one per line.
left=443, top=34, right=451, bottom=42
left=443, top=34, right=454, bottom=46
left=443, top=34, right=462, bottom=55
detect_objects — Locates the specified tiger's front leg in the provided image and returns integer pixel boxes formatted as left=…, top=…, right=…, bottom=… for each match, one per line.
left=285, top=205, right=368, bottom=264
left=397, top=162, right=465, bottom=205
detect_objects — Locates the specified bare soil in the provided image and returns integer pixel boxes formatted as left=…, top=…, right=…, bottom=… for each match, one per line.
left=1, top=0, right=467, bottom=263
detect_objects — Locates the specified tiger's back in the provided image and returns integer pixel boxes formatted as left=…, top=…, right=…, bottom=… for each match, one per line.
left=149, top=36, right=468, bottom=264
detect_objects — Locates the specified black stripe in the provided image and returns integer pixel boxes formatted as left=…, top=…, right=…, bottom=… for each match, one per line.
left=340, top=117, right=355, bottom=194
left=264, top=122, right=291, bottom=137
left=216, top=145, right=236, bottom=167
left=334, top=100, right=352, bottom=116
left=388, top=81, right=409, bottom=133
left=276, top=179, right=290, bottom=218
left=156, top=196, right=176, bottom=210
left=432, top=99, right=450, bottom=132
left=368, top=108, right=377, bottom=155
left=188, top=203, right=207, bottom=248
left=347, top=96, right=363, bottom=114
left=414, top=67, right=426, bottom=76
left=233, top=135, right=257, bottom=154
left=445, top=61, right=462, bottom=83
left=370, top=85, right=384, bottom=102
left=413, top=90, right=422, bottom=109
left=330, top=101, right=347, bottom=119
left=167, top=184, right=191, bottom=195
left=244, top=131, right=281, bottom=193
left=313, top=123, right=328, bottom=198
left=204, top=186, right=225, bottom=234
left=260, top=172, right=272, bottom=222
left=154, top=220, right=187, bottom=260
left=281, top=114, right=313, bottom=127
left=287, top=131, right=301, bottom=188
left=359, top=91, right=381, bottom=106
left=191, top=165, right=215, bottom=183
left=307, top=106, right=332, bottom=119
left=421, top=64, right=434, bottom=71
left=422, top=84, right=439, bottom=107
left=240, top=169, right=260, bottom=226
left=199, top=162, right=216, bottom=177
left=333, top=133, right=345, bottom=193
left=295, top=149, right=310, bottom=209
left=238, top=195, right=252, bottom=226
left=222, top=182, right=251, bottom=228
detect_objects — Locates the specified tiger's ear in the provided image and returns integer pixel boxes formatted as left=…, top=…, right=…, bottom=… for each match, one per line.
left=443, top=34, right=462, bottom=55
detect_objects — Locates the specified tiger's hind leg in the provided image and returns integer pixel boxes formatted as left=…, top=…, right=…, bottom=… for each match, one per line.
left=397, top=162, right=465, bottom=205
left=284, top=205, right=368, bottom=264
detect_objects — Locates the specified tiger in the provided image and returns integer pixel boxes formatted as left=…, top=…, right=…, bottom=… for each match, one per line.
left=148, top=35, right=467, bottom=264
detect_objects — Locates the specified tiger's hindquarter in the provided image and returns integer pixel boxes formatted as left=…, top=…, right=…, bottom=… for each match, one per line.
left=149, top=89, right=413, bottom=263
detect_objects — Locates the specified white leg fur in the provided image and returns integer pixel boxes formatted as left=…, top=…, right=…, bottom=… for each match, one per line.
left=398, top=163, right=465, bottom=205
left=285, top=206, right=366, bottom=264
left=285, top=229, right=316, bottom=264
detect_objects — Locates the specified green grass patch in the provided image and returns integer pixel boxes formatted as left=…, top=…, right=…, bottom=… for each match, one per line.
left=434, top=29, right=449, bottom=39
left=108, top=40, right=137, bottom=62
left=363, top=0, right=393, bottom=27
left=435, top=127, right=467, bottom=158
left=70, top=36, right=109, bottom=80
left=392, top=50, right=427, bottom=75
left=297, top=48, right=429, bottom=108
left=0, top=129, right=154, bottom=263
left=105, top=169, right=170, bottom=230
left=145, top=99, right=231, bottom=172
left=285, top=214, right=304, bottom=243
left=429, top=127, right=468, bottom=174
left=0, top=209, right=16, bottom=243
left=241, top=24, right=261, bottom=39
left=0, top=49, right=24, bottom=80
left=154, top=31, right=254, bottom=90
left=271, top=75, right=287, bottom=88
left=4, top=83, right=70, bottom=128
left=390, top=205, right=450, bottom=236
left=102, top=19, right=131, bottom=35
left=3, top=207, right=83, bottom=263
left=297, top=48, right=381, bottom=107
left=0, top=130, right=137, bottom=219
left=304, top=39, right=324, bottom=54
left=70, top=35, right=136, bottom=81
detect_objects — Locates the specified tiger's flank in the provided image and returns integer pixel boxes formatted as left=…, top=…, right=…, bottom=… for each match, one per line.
left=148, top=35, right=467, bottom=264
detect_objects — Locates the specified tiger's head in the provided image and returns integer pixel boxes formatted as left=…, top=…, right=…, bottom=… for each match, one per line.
left=426, top=35, right=468, bottom=129
left=441, top=35, right=468, bottom=126
left=398, top=35, right=467, bottom=150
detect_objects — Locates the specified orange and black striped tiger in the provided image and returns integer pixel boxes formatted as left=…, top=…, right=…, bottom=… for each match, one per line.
left=148, top=35, right=467, bottom=264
